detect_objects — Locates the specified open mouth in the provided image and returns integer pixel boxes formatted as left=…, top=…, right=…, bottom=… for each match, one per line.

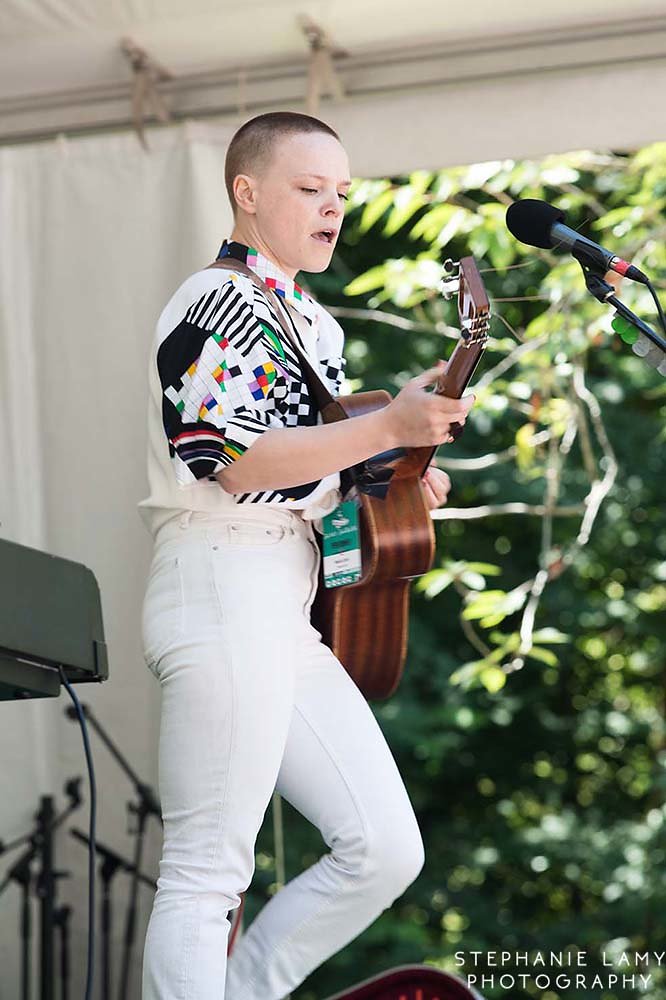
left=311, top=230, right=336, bottom=244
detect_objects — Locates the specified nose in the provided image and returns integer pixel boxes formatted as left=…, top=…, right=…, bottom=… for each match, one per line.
left=321, top=190, right=344, bottom=220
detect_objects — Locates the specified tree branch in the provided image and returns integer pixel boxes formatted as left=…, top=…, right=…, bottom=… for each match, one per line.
left=452, top=579, right=492, bottom=658
left=326, top=304, right=459, bottom=340
left=474, top=334, right=550, bottom=389
left=434, top=430, right=552, bottom=470
left=431, top=502, right=585, bottom=520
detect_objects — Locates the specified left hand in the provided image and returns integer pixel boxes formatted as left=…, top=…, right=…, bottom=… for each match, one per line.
left=421, top=464, right=451, bottom=510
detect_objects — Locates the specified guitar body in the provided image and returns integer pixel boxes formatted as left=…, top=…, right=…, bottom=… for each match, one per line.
left=323, top=963, right=483, bottom=999
left=311, top=390, right=436, bottom=701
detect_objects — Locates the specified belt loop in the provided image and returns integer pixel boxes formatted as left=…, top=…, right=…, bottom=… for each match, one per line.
left=179, top=509, right=194, bottom=529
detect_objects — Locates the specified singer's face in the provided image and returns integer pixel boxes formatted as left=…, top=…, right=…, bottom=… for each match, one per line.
left=229, top=132, right=351, bottom=280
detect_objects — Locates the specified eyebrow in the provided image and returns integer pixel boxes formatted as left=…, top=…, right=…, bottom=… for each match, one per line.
left=295, top=173, right=352, bottom=187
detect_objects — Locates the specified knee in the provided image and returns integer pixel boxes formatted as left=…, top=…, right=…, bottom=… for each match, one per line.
left=363, top=819, right=425, bottom=897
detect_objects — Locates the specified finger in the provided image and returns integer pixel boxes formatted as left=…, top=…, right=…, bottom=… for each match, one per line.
left=412, top=359, right=447, bottom=388
left=423, top=469, right=449, bottom=506
left=428, top=468, right=451, bottom=490
left=436, top=470, right=451, bottom=490
left=421, top=475, right=437, bottom=504
left=438, top=394, right=475, bottom=416
left=431, top=472, right=450, bottom=496
left=433, top=485, right=448, bottom=507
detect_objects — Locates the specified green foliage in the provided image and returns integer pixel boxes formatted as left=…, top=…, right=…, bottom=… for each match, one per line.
left=254, top=145, right=666, bottom=1000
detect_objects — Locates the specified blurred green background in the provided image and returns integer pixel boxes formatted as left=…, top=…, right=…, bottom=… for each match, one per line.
left=249, top=143, right=666, bottom=1000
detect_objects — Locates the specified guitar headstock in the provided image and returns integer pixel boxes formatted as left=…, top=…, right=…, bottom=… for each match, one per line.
left=440, top=256, right=491, bottom=347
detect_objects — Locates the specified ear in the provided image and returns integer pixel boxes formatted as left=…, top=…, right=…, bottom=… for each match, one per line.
left=233, top=174, right=257, bottom=216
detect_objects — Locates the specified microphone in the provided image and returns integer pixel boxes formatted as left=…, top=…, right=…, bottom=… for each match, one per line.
left=505, top=199, right=648, bottom=285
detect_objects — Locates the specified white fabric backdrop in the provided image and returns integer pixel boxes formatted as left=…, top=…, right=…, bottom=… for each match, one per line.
left=0, top=119, right=238, bottom=996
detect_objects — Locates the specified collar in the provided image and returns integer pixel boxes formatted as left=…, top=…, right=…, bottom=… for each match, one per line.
left=216, top=239, right=318, bottom=324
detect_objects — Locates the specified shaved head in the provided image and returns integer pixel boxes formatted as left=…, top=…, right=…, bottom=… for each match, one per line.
left=225, top=111, right=341, bottom=218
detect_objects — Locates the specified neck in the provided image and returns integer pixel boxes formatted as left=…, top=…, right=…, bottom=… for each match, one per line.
left=229, top=225, right=297, bottom=280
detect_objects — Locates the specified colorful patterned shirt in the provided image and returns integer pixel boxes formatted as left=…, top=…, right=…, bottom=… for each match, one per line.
left=137, top=240, right=347, bottom=537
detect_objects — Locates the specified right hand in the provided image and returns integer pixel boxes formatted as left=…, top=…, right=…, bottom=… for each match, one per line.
left=383, top=359, right=476, bottom=448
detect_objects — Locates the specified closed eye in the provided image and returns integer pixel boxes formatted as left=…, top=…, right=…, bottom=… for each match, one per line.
left=301, top=187, right=348, bottom=201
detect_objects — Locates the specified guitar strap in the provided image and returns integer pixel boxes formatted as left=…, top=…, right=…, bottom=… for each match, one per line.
left=205, top=258, right=348, bottom=426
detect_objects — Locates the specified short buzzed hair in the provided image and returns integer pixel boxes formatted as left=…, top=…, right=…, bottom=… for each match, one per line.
left=224, top=111, right=340, bottom=217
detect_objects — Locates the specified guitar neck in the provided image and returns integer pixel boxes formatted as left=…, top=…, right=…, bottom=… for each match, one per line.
left=434, top=338, right=486, bottom=400
left=404, top=337, right=487, bottom=478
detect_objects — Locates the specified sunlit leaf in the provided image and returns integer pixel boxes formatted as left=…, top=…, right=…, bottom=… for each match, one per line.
left=515, top=422, right=537, bottom=471
left=479, top=666, right=507, bottom=692
left=526, top=646, right=560, bottom=666
left=358, top=188, right=396, bottom=234
left=383, top=172, right=433, bottom=237
left=462, top=588, right=528, bottom=628
left=343, top=265, right=389, bottom=296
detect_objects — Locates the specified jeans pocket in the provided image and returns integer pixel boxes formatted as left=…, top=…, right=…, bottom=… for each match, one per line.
left=141, top=554, right=185, bottom=675
left=225, top=521, right=290, bottom=547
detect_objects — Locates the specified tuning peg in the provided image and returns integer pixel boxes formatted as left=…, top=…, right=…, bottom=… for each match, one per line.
left=439, top=281, right=457, bottom=301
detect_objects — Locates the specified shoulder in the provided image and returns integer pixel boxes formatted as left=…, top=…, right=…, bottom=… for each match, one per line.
left=155, top=266, right=256, bottom=344
left=169, top=265, right=255, bottom=312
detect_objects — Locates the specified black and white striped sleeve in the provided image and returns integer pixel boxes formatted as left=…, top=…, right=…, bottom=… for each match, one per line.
left=157, top=278, right=290, bottom=486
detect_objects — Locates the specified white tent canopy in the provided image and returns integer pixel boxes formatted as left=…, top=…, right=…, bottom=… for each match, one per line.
left=1, top=2, right=665, bottom=995
left=2, top=0, right=666, bottom=166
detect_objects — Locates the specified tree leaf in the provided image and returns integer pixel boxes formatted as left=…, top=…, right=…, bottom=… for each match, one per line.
left=358, top=188, right=396, bottom=234
left=480, top=666, right=507, bottom=692
left=526, top=646, right=560, bottom=666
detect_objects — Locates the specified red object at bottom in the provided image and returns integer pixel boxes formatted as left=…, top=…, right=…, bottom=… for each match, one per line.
left=324, top=964, right=484, bottom=1000
left=227, top=893, right=245, bottom=956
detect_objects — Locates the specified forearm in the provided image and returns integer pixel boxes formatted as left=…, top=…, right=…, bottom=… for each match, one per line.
left=216, top=408, right=397, bottom=494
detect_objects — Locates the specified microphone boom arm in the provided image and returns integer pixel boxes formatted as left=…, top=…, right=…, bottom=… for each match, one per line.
left=581, top=267, right=666, bottom=376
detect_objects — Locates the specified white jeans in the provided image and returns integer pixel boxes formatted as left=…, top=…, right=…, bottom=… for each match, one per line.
left=140, top=506, right=425, bottom=1000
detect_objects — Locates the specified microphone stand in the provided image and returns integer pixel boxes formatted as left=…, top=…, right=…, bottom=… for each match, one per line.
left=36, top=795, right=56, bottom=1000
left=9, top=849, right=34, bottom=1000
left=580, top=267, right=666, bottom=375
left=69, top=828, right=156, bottom=1000
left=0, top=783, right=81, bottom=1000
left=53, top=904, right=72, bottom=1000
left=0, top=795, right=57, bottom=1000
left=65, top=705, right=162, bottom=1000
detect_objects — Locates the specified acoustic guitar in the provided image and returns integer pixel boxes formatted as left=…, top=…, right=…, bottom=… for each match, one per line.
left=310, top=257, right=490, bottom=700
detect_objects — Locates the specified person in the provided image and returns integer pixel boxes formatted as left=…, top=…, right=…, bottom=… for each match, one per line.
left=138, top=110, right=475, bottom=1000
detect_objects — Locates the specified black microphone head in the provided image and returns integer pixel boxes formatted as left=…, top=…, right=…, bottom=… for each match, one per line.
left=506, top=199, right=565, bottom=250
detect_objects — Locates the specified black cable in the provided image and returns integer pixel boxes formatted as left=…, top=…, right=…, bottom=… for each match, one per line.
left=645, top=277, right=666, bottom=337
left=58, top=667, right=96, bottom=1000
